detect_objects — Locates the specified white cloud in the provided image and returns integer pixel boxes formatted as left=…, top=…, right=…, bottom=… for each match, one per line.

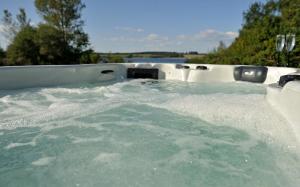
left=176, top=34, right=187, bottom=40
left=102, top=29, right=239, bottom=52
left=115, top=26, right=144, bottom=33
left=0, top=24, right=5, bottom=33
left=0, top=24, right=8, bottom=49
left=225, top=31, right=239, bottom=38
left=195, top=29, right=218, bottom=38
left=145, top=33, right=169, bottom=42
left=136, top=28, right=144, bottom=33
left=109, top=36, right=145, bottom=43
left=192, top=29, right=238, bottom=41
left=174, top=29, right=238, bottom=42
left=31, top=22, right=38, bottom=27
left=108, top=33, right=169, bottom=43
left=176, top=41, right=183, bottom=46
left=146, top=33, right=159, bottom=41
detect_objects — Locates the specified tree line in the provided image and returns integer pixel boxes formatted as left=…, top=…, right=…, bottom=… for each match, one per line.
left=0, top=0, right=101, bottom=66
left=187, top=0, right=300, bottom=67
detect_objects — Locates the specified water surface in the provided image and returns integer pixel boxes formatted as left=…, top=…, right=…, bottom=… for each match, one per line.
left=0, top=80, right=299, bottom=187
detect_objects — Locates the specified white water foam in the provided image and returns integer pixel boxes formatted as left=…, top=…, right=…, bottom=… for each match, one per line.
left=5, top=142, right=36, bottom=150
left=0, top=80, right=299, bottom=149
left=32, top=157, right=56, bottom=166
left=93, top=153, right=120, bottom=163
left=1, top=80, right=300, bottom=187
left=154, top=93, right=299, bottom=149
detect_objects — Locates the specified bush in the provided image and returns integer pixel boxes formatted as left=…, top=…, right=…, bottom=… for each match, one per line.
left=79, top=50, right=101, bottom=64
left=107, top=55, right=124, bottom=63
left=89, top=53, right=101, bottom=64
left=186, top=58, right=206, bottom=64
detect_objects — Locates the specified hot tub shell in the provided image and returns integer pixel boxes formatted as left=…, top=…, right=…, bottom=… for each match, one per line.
left=0, top=63, right=299, bottom=141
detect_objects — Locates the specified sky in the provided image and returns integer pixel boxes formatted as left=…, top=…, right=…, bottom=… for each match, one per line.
left=0, top=0, right=265, bottom=53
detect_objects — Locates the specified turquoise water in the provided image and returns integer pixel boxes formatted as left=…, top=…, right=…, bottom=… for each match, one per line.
left=0, top=80, right=300, bottom=187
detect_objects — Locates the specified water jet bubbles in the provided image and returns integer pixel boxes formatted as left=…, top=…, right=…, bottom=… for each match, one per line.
left=0, top=81, right=299, bottom=187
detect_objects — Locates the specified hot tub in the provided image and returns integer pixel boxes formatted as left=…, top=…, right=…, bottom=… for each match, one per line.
left=0, top=64, right=300, bottom=187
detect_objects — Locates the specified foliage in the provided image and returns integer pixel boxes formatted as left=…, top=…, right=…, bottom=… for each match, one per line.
left=186, top=57, right=205, bottom=64
left=35, top=0, right=89, bottom=51
left=190, top=0, right=300, bottom=67
left=106, top=54, right=125, bottom=63
left=2, top=10, right=18, bottom=41
left=89, top=53, right=102, bottom=64
left=80, top=50, right=102, bottom=64
left=16, top=8, right=31, bottom=28
left=6, top=26, right=40, bottom=65
left=127, top=54, right=134, bottom=58
left=1, top=0, right=95, bottom=66
left=0, top=47, right=5, bottom=65
left=35, top=24, right=77, bottom=64
left=217, top=41, right=227, bottom=52
left=2, top=8, right=31, bottom=42
left=0, top=47, right=4, bottom=57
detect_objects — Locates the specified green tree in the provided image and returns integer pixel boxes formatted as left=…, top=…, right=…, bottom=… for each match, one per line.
left=35, top=0, right=89, bottom=51
left=35, top=24, right=74, bottom=64
left=279, top=0, right=300, bottom=67
left=89, top=52, right=101, bottom=64
left=191, top=0, right=300, bottom=67
left=107, top=54, right=124, bottom=63
left=243, top=2, right=264, bottom=28
left=2, top=10, right=18, bottom=42
left=0, top=47, right=4, bottom=58
left=217, top=41, right=227, bottom=52
left=2, top=8, right=31, bottom=42
left=0, top=47, right=5, bottom=65
left=6, top=26, right=40, bottom=65
left=79, top=50, right=101, bottom=64
left=16, top=8, right=31, bottom=28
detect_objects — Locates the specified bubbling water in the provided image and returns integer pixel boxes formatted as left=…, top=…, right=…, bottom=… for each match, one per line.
left=0, top=80, right=300, bottom=187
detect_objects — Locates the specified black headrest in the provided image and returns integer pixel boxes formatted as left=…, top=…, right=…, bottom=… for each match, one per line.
left=279, top=74, right=300, bottom=87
